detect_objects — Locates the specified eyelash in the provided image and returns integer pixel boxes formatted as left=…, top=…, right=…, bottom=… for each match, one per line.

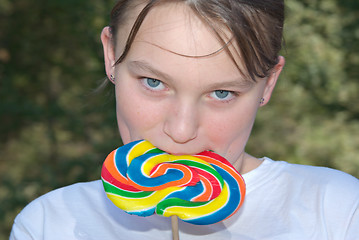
left=209, top=90, right=239, bottom=103
left=141, top=77, right=167, bottom=91
left=140, top=77, right=239, bottom=103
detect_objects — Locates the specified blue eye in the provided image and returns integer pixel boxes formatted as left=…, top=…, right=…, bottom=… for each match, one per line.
left=210, top=90, right=237, bottom=102
left=142, top=78, right=165, bottom=90
left=214, top=90, right=229, bottom=99
left=147, top=78, right=161, bottom=88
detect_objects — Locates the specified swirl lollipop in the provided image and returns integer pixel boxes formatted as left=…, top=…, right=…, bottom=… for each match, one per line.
left=101, top=140, right=246, bottom=225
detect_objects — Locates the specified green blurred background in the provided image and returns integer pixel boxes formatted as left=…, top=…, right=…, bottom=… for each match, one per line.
left=0, top=0, right=358, bottom=238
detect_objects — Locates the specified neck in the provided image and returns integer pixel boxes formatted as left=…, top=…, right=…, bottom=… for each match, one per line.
left=234, top=152, right=263, bottom=174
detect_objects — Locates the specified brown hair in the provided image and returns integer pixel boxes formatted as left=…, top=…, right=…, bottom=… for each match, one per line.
left=109, top=0, right=284, bottom=82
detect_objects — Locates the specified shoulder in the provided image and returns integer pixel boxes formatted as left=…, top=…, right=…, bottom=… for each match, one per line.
left=280, top=160, right=359, bottom=192
left=255, top=158, right=359, bottom=215
left=10, top=180, right=104, bottom=239
left=15, top=179, right=104, bottom=216
left=246, top=158, right=359, bottom=238
left=248, top=157, right=359, bottom=193
left=265, top=158, right=359, bottom=199
left=19, top=180, right=103, bottom=212
left=273, top=159, right=359, bottom=237
left=10, top=180, right=174, bottom=240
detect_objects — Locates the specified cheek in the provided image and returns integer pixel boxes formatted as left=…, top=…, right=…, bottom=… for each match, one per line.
left=116, top=98, right=147, bottom=140
left=207, top=116, right=253, bottom=144
left=115, top=99, right=137, bottom=144
left=115, top=85, right=166, bottom=143
left=204, top=103, right=258, bottom=155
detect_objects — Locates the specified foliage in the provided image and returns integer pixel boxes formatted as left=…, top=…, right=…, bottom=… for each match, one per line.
left=0, top=0, right=358, bottom=238
left=0, top=0, right=119, bottom=238
left=247, top=0, right=359, bottom=177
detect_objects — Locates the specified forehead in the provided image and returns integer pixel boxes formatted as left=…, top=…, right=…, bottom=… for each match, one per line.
left=135, top=3, right=229, bottom=57
left=115, top=2, right=249, bottom=82
left=115, top=2, right=236, bottom=58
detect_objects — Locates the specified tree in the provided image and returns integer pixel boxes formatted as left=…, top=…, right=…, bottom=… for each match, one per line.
left=248, top=0, right=359, bottom=177
left=1, top=0, right=358, bottom=238
left=0, top=0, right=118, bottom=237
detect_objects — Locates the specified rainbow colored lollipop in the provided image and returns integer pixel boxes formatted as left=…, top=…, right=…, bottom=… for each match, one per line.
left=101, top=140, right=245, bottom=225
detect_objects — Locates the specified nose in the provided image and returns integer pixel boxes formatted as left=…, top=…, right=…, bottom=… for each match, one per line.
left=163, top=100, right=198, bottom=144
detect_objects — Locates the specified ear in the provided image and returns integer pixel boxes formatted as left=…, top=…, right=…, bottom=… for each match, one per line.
left=101, top=26, right=116, bottom=84
left=260, top=56, right=285, bottom=106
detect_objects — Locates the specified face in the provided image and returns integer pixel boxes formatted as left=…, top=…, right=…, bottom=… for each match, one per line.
left=102, top=3, right=284, bottom=173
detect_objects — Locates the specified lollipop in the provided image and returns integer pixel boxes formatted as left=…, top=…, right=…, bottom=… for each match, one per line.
left=101, top=140, right=246, bottom=225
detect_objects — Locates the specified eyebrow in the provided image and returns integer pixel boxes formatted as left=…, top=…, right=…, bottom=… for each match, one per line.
left=205, top=79, right=254, bottom=90
left=127, top=60, right=254, bottom=90
left=127, top=60, right=173, bottom=82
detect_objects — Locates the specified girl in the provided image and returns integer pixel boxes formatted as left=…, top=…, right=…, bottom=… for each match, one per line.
left=11, top=0, right=359, bottom=239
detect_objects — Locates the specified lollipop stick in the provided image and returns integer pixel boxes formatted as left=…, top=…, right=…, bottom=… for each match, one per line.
left=171, top=215, right=179, bottom=240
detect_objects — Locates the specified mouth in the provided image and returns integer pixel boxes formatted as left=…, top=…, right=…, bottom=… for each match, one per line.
left=165, top=151, right=197, bottom=156
left=142, top=138, right=210, bottom=157
left=157, top=147, right=217, bottom=157
left=155, top=145, right=206, bottom=157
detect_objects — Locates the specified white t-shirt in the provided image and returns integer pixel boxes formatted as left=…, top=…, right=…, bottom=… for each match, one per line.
left=10, top=158, right=359, bottom=239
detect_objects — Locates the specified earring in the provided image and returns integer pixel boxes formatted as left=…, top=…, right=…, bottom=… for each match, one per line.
left=259, top=98, right=265, bottom=104
left=110, top=74, right=115, bottom=81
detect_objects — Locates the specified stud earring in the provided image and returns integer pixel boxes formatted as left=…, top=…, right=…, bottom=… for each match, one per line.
left=259, top=98, right=265, bottom=104
left=110, top=74, right=115, bottom=82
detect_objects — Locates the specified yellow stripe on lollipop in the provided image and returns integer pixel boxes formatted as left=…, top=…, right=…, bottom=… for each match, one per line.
left=106, top=186, right=182, bottom=212
left=168, top=155, right=214, bottom=167
left=142, top=155, right=214, bottom=175
left=141, top=154, right=171, bottom=175
left=160, top=183, right=230, bottom=220
left=127, top=140, right=156, bottom=165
